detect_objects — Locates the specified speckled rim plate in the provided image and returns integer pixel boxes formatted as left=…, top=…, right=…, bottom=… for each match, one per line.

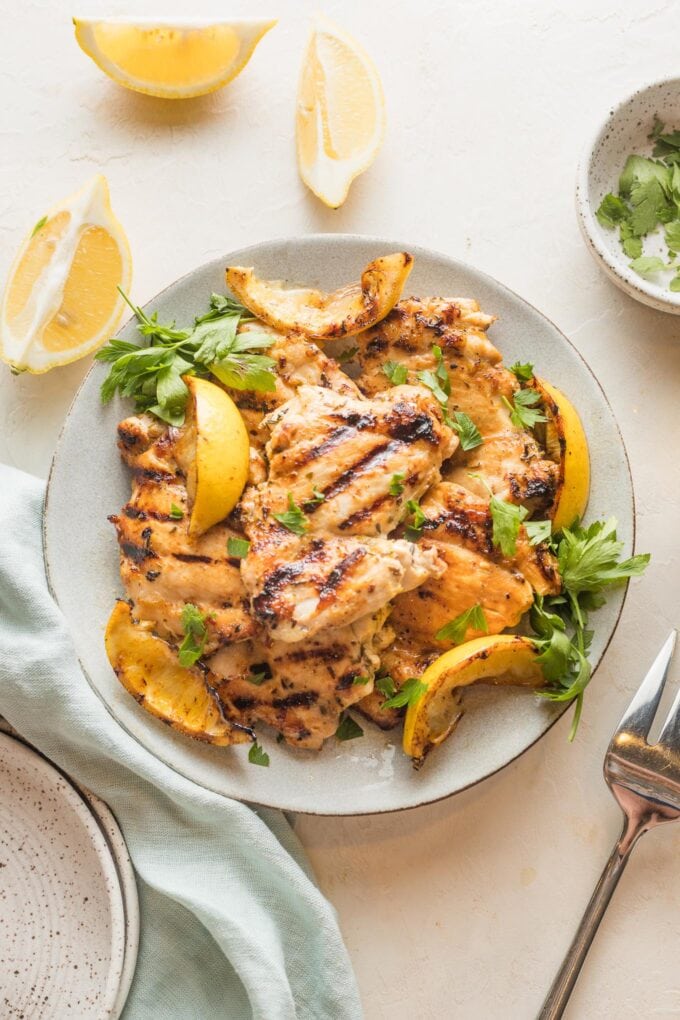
left=576, top=75, right=680, bottom=314
left=0, top=731, right=127, bottom=1018
left=44, top=235, right=635, bottom=816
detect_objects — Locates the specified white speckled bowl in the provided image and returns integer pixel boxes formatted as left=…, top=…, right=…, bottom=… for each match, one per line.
left=576, top=76, right=680, bottom=314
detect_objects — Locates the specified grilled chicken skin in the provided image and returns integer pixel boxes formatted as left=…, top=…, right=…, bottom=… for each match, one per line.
left=112, top=414, right=255, bottom=653
left=378, top=481, right=560, bottom=693
left=207, top=609, right=392, bottom=749
left=238, top=383, right=456, bottom=642
left=353, top=297, right=560, bottom=514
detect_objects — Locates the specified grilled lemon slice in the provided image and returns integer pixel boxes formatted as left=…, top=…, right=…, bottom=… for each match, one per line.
left=105, top=601, right=251, bottom=745
left=533, top=377, right=590, bottom=532
left=403, top=635, right=545, bottom=766
left=73, top=17, right=276, bottom=99
left=184, top=376, right=250, bottom=537
left=226, top=252, right=412, bottom=340
left=0, top=176, right=130, bottom=373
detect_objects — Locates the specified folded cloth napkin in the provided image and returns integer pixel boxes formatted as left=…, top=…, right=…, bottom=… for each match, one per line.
left=0, top=465, right=362, bottom=1020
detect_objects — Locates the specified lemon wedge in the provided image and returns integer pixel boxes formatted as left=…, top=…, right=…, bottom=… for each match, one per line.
left=0, top=176, right=131, bottom=374
left=296, top=15, right=386, bottom=208
left=105, top=601, right=251, bottom=746
left=533, top=377, right=590, bottom=532
left=73, top=17, right=276, bottom=99
left=184, top=376, right=250, bottom=537
left=403, top=635, right=545, bottom=766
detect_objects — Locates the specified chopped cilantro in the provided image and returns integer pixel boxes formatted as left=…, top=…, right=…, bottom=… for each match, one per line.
left=629, top=255, right=668, bottom=277
left=352, top=675, right=371, bottom=686
left=404, top=498, right=427, bottom=540
left=525, top=519, right=552, bottom=546
left=169, top=502, right=184, bottom=519
left=375, top=675, right=396, bottom=698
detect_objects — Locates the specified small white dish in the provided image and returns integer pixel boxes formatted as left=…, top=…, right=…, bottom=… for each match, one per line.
left=0, top=731, right=126, bottom=1018
left=576, top=76, right=680, bottom=314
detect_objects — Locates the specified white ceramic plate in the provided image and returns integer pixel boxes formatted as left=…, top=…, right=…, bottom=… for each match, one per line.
left=0, top=731, right=126, bottom=1018
left=576, top=76, right=680, bottom=314
left=44, top=235, right=634, bottom=815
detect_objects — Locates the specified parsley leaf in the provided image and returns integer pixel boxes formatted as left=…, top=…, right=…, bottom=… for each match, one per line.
left=509, top=361, right=535, bottom=383
left=417, top=344, right=452, bottom=410
left=352, top=675, right=371, bottom=686
left=490, top=494, right=528, bottom=557
left=629, top=255, right=668, bottom=277
left=227, top=537, right=250, bottom=558
left=389, top=472, right=406, bottom=496
left=525, top=519, right=552, bottom=546
left=335, top=714, right=364, bottom=741
left=31, top=215, right=48, bottom=237
left=671, top=272, right=680, bottom=293
left=246, top=671, right=268, bottom=686
left=375, top=675, right=396, bottom=698
left=303, top=487, right=326, bottom=509
left=382, top=677, right=427, bottom=710
left=450, top=411, right=482, bottom=451
left=404, top=498, right=427, bottom=540
left=531, top=517, right=650, bottom=739
left=337, top=345, right=359, bottom=364
left=435, top=604, right=488, bottom=644
left=503, top=388, right=547, bottom=430
left=274, top=493, right=309, bottom=536
left=620, top=221, right=643, bottom=259
left=595, top=193, right=629, bottom=228
left=248, top=742, right=270, bottom=766
left=96, top=290, right=276, bottom=424
left=382, top=361, right=408, bottom=385
left=169, top=502, right=184, bottom=519
left=178, top=603, right=208, bottom=667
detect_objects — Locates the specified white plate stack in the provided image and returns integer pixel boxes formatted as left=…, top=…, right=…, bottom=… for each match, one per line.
left=0, top=728, right=139, bottom=1018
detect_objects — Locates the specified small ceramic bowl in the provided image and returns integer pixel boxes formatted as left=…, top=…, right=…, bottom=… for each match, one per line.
left=576, top=76, right=680, bottom=315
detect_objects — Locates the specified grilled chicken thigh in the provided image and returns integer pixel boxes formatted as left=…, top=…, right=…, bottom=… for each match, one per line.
left=354, top=297, right=560, bottom=514
left=378, top=481, right=560, bottom=690
left=111, top=414, right=255, bottom=653
left=238, top=383, right=455, bottom=642
left=207, top=609, right=392, bottom=749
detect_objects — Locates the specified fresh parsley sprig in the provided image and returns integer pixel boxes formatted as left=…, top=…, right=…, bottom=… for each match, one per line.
left=468, top=472, right=528, bottom=557
left=532, top=518, right=650, bottom=739
left=335, top=714, right=364, bottom=741
left=96, top=290, right=277, bottom=425
left=404, top=498, right=427, bottom=540
left=450, top=411, right=483, bottom=451
left=382, top=677, right=427, bottom=710
left=502, top=388, right=547, bottom=430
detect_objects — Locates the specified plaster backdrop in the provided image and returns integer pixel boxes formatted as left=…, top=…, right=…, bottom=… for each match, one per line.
left=1, top=1, right=679, bottom=1016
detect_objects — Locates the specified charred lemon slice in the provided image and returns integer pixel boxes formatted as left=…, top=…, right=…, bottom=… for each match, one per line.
left=105, top=601, right=251, bottom=745
left=183, top=376, right=249, bottom=537
left=403, top=635, right=545, bottom=766
left=225, top=252, right=412, bottom=339
left=533, top=377, right=590, bottom=533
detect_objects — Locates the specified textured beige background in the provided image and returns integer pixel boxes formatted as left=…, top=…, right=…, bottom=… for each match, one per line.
left=1, top=1, right=680, bottom=1017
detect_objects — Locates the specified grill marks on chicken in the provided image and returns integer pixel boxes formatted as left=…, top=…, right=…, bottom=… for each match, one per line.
left=207, top=610, right=391, bottom=749
left=354, top=297, right=560, bottom=515
left=111, top=288, right=566, bottom=752
left=238, top=384, right=456, bottom=642
left=112, top=414, right=254, bottom=654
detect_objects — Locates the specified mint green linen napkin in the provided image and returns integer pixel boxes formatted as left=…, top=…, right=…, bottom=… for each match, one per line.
left=0, top=465, right=362, bottom=1020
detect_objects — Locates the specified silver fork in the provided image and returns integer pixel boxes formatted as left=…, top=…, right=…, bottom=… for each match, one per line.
left=539, top=630, right=679, bottom=1019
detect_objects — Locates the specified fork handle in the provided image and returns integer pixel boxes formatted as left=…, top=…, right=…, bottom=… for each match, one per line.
left=538, top=832, right=637, bottom=1019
